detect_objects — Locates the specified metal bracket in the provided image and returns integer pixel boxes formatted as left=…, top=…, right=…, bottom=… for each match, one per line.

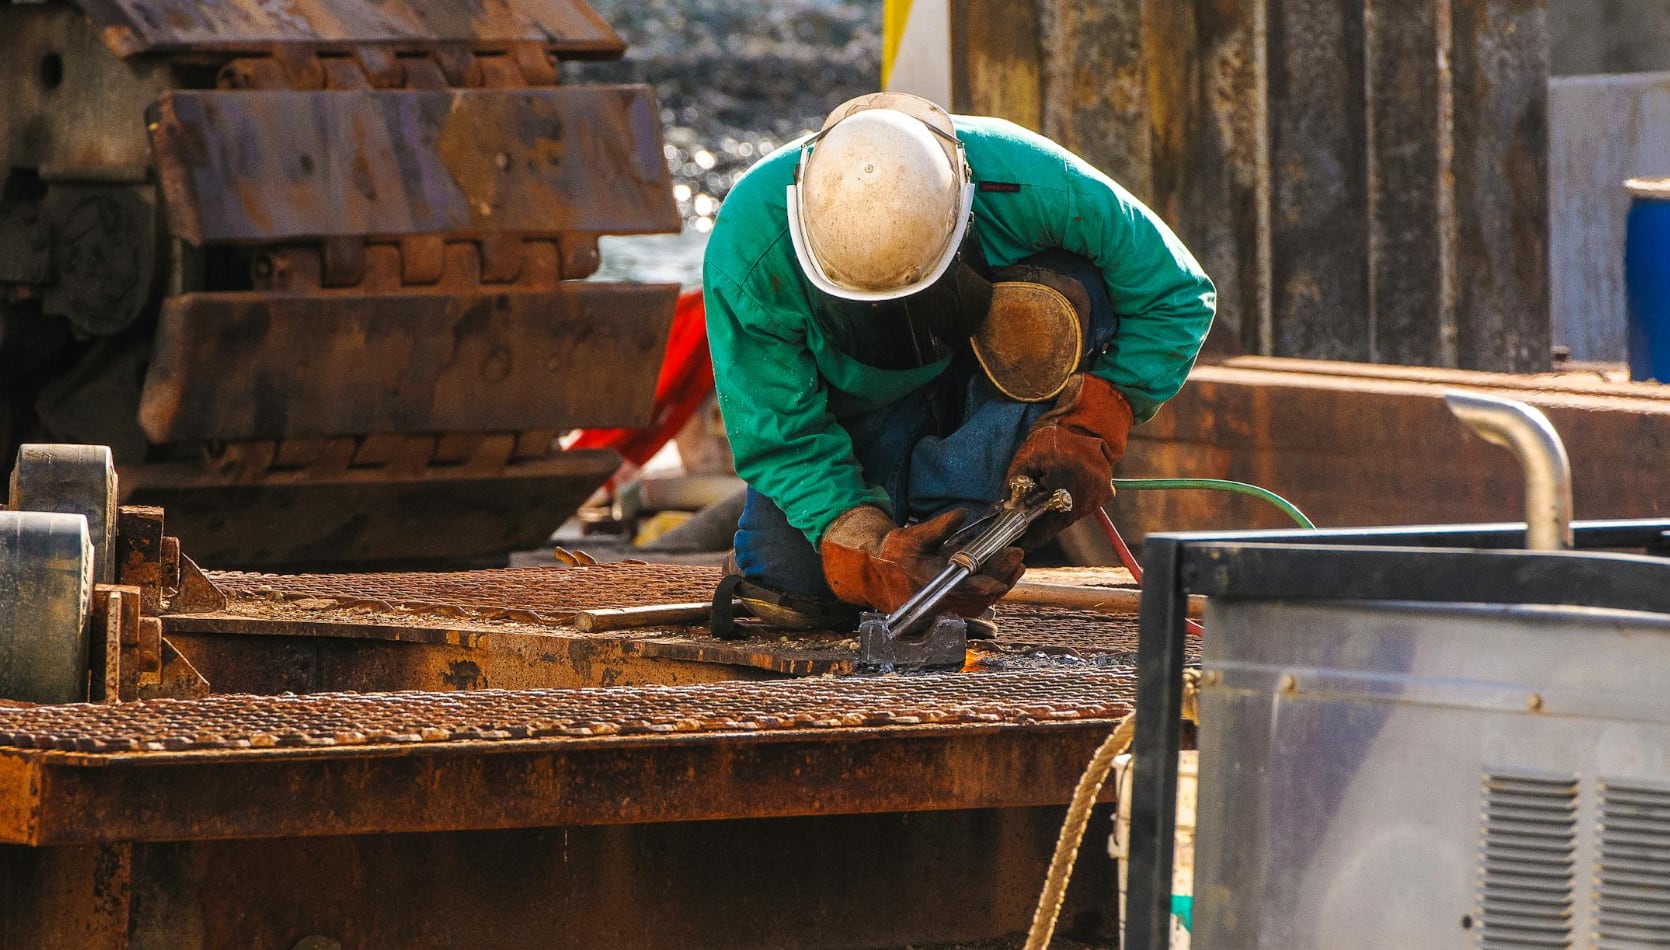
left=854, top=612, right=967, bottom=674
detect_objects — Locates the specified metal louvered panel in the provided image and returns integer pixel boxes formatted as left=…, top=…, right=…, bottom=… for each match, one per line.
left=1477, top=771, right=1578, bottom=949
left=1597, top=780, right=1670, bottom=948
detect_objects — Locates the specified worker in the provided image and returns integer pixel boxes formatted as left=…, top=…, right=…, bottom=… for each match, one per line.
left=703, top=92, right=1215, bottom=635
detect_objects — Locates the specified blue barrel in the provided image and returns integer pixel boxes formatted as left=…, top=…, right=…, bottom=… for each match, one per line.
left=1626, top=177, right=1670, bottom=381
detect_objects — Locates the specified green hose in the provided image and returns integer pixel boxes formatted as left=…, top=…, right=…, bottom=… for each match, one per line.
left=1111, top=477, right=1317, bottom=530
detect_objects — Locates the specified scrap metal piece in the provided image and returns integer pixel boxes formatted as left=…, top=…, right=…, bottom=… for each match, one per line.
left=856, top=612, right=968, bottom=674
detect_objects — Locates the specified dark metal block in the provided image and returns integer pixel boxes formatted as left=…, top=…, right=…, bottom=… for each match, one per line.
left=138, top=283, right=678, bottom=441
left=120, top=449, right=622, bottom=569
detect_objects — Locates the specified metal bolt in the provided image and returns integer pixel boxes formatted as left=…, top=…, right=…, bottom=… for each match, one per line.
left=1526, top=693, right=1543, bottom=711
left=1200, top=670, right=1222, bottom=687
left=495, top=151, right=511, bottom=170
left=1279, top=674, right=1298, bottom=694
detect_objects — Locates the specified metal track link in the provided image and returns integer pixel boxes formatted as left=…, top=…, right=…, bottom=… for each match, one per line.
left=168, top=37, right=611, bottom=483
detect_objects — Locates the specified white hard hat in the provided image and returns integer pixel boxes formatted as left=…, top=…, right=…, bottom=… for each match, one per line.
left=787, top=93, right=975, bottom=301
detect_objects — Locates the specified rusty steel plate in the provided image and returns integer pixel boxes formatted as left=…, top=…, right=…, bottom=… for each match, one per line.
left=149, top=87, right=678, bottom=245
left=194, top=563, right=1181, bottom=677
left=0, top=669, right=1133, bottom=845
left=139, top=283, right=678, bottom=441
left=75, top=0, right=623, bottom=58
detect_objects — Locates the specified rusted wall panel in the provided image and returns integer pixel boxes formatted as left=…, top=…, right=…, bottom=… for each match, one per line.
left=1366, top=0, right=1449, bottom=364
left=1268, top=0, right=1371, bottom=359
left=1160, top=0, right=1267, bottom=357
left=72, top=0, right=622, bottom=57
left=1549, top=72, right=1670, bottom=362
left=951, top=0, right=1042, bottom=135
left=149, top=87, right=679, bottom=245
left=139, top=283, right=678, bottom=441
left=1037, top=0, right=1150, bottom=200
left=943, top=0, right=1549, bottom=370
left=0, top=843, right=130, bottom=950
left=1451, top=0, right=1551, bottom=371
left=117, top=810, right=1112, bottom=949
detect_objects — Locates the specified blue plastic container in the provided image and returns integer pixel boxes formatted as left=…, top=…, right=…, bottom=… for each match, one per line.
left=1626, top=177, right=1670, bottom=381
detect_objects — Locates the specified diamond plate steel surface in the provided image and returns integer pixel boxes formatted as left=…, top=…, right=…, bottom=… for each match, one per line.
left=210, top=563, right=724, bottom=626
left=0, top=669, right=1132, bottom=756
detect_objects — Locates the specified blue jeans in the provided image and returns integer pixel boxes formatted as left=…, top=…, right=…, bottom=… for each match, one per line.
left=732, top=250, right=1119, bottom=599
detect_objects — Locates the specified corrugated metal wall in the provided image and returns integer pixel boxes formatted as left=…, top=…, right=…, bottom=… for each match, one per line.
left=943, top=0, right=1553, bottom=373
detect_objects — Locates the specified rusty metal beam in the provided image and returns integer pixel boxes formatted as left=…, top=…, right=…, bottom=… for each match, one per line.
left=73, top=0, right=624, bottom=59
left=139, top=283, right=678, bottom=441
left=148, top=87, right=679, bottom=245
left=0, top=720, right=1122, bottom=845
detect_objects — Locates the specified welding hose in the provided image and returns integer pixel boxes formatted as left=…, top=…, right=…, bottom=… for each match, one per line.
left=1110, top=477, right=1317, bottom=531
left=1097, top=478, right=1313, bottom=637
left=1023, top=671, right=1201, bottom=950
left=1022, top=480, right=1309, bottom=947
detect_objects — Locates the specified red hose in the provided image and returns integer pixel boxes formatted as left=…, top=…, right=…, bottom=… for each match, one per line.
left=569, top=288, right=715, bottom=489
left=1096, top=507, right=1203, bottom=637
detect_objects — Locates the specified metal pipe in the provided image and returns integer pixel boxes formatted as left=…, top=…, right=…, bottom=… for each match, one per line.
left=1443, top=391, right=1574, bottom=550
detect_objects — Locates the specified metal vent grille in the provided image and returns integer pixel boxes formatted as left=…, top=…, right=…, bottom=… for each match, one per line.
left=1596, top=780, right=1670, bottom=948
left=1476, top=771, right=1578, bottom=948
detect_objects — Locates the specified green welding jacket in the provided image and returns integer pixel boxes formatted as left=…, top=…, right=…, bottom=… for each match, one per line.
left=702, top=114, right=1216, bottom=547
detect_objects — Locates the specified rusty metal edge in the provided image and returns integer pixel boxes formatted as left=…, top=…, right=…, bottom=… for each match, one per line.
left=6, top=722, right=1123, bottom=845
left=72, top=0, right=627, bottom=60
left=161, top=613, right=561, bottom=644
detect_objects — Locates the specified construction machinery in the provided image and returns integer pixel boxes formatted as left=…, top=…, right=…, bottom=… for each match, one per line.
left=0, top=0, right=681, bottom=570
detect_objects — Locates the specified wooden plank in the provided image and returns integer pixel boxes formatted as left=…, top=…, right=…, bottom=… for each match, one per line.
left=1365, top=0, right=1449, bottom=364
left=1450, top=0, right=1551, bottom=371
left=574, top=603, right=712, bottom=632
left=1267, top=0, right=1370, bottom=359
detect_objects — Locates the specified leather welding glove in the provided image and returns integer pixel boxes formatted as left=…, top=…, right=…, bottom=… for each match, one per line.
left=1005, top=374, right=1134, bottom=551
left=819, top=505, right=1026, bottom=616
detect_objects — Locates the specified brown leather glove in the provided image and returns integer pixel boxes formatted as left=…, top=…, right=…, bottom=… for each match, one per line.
left=1005, top=374, right=1134, bottom=550
left=819, top=505, right=1026, bottom=616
